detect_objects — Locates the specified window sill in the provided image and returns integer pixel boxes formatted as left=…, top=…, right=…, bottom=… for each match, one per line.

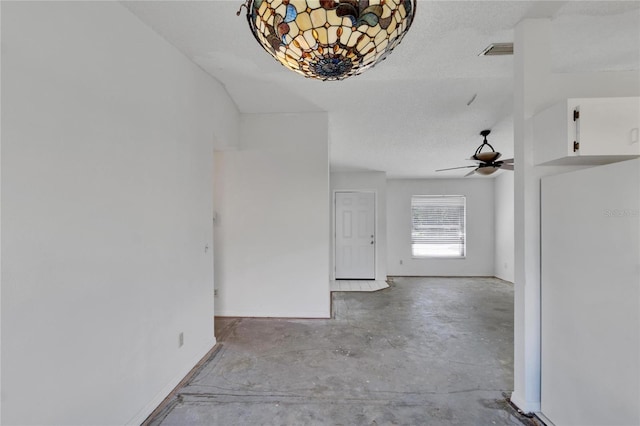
left=412, top=256, right=466, bottom=260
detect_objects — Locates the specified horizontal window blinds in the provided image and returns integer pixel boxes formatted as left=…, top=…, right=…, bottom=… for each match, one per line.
left=411, top=195, right=466, bottom=258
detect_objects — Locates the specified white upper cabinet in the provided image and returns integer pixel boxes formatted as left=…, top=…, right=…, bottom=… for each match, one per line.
left=533, top=97, right=640, bottom=165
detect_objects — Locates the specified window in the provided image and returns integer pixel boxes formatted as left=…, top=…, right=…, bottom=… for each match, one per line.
left=411, top=195, right=466, bottom=258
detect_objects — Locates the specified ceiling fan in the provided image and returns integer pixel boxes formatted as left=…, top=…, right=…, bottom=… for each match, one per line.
left=436, top=130, right=514, bottom=177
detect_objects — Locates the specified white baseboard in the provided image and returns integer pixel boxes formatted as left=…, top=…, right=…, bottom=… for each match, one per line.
left=216, top=309, right=330, bottom=318
left=510, top=392, right=541, bottom=415
left=535, top=411, right=555, bottom=426
left=126, top=338, right=216, bottom=426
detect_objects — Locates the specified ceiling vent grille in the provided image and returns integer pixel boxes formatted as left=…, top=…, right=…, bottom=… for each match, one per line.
left=479, top=43, right=514, bottom=56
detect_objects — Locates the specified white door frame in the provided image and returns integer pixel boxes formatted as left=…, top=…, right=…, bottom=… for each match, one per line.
left=332, top=190, right=377, bottom=280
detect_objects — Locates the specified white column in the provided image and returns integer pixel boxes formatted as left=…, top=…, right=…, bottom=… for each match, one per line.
left=512, top=19, right=551, bottom=414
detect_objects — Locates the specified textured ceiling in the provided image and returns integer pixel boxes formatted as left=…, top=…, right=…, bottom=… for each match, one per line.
left=123, top=0, right=640, bottom=178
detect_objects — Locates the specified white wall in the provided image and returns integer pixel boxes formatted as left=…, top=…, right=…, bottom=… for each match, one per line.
left=512, top=19, right=640, bottom=413
left=330, top=171, right=387, bottom=281
left=1, top=3, right=239, bottom=424
left=214, top=112, right=330, bottom=318
left=386, top=179, right=495, bottom=276
left=493, top=172, right=514, bottom=282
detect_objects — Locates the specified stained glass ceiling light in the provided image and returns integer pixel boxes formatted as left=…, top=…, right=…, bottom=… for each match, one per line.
left=238, top=0, right=417, bottom=81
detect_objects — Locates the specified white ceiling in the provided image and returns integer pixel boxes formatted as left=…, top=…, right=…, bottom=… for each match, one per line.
left=123, top=0, right=640, bottom=178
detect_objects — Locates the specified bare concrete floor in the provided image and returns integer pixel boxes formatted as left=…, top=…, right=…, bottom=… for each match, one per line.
left=148, top=277, right=533, bottom=425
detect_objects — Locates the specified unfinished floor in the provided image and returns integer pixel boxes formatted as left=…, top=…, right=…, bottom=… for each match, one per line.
left=148, top=277, right=531, bottom=425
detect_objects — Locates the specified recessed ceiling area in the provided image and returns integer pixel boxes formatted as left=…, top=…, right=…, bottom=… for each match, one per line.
left=123, top=1, right=640, bottom=178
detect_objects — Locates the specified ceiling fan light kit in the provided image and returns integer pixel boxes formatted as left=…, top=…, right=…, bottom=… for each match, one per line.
left=473, top=129, right=501, bottom=162
left=436, top=129, right=514, bottom=177
left=239, top=0, right=417, bottom=81
left=474, top=166, right=499, bottom=175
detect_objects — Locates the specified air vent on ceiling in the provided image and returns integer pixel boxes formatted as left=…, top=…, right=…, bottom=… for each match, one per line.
left=479, top=43, right=514, bottom=56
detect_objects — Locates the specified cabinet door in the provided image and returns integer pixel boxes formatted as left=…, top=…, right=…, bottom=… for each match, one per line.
left=574, top=97, right=640, bottom=156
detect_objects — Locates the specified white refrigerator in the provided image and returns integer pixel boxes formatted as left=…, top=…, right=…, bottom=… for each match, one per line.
left=541, top=158, right=640, bottom=425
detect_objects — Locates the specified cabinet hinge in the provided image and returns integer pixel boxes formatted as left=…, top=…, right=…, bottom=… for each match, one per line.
left=573, top=109, right=580, bottom=121
left=573, top=141, right=580, bottom=152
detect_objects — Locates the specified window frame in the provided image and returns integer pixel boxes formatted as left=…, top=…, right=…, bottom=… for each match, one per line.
left=410, top=195, right=467, bottom=259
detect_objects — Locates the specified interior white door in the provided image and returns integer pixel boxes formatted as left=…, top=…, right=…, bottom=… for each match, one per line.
left=335, top=191, right=375, bottom=279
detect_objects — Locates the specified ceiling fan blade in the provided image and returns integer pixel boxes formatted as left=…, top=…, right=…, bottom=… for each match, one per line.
left=501, top=158, right=514, bottom=164
left=464, top=169, right=477, bottom=177
left=435, top=165, right=477, bottom=172
left=501, top=163, right=514, bottom=170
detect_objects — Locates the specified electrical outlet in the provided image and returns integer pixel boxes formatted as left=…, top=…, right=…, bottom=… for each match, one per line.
left=179, top=332, right=184, bottom=348
left=214, top=289, right=218, bottom=297
left=399, top=259, right=403, bottom=265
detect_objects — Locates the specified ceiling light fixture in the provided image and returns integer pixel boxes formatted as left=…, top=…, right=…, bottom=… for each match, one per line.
left=238, top=0, right=417, bottom=81
left=435, top=130, right=515, bottom=177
